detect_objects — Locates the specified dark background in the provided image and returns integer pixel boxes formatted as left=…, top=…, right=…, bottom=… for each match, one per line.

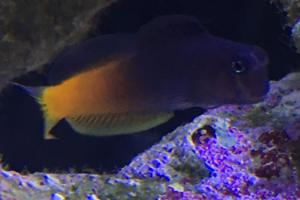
left=0, top=0, right=299, bottom=173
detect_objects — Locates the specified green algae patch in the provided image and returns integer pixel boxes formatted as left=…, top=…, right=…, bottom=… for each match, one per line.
left=172, top=161, right=209, bottom=185
left=92, top=177, right=168, bottom=200
left=243, top=107, right=273, bottom=127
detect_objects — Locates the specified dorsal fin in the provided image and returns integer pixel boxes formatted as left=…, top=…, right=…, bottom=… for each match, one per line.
left=138, top=15, right=206, bottom=46
left=47, top=34, right=135, bottom=85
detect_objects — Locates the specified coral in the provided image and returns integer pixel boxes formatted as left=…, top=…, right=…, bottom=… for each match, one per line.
left=117, top=121, right=209, bottom=185
left=273, top=0, right=300, bottom=24
left=251, top=130, right=291, bottom=178
left=1, top=72, right=300, bottom=199
left=158, top=187, right=206, bottom=200
left=0, top=169, right=169, bottom=200
left=0, top=0, right=115, bottom=89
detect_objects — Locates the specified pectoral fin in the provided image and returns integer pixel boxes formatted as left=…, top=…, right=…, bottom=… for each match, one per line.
left=66, top=111, right=174, bottom=136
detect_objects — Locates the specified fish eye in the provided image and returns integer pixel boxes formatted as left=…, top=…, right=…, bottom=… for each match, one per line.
left=232, top=60, right=247, bottom=74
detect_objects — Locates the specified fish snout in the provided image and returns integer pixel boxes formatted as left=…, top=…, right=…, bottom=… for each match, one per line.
left=241, top=46, right=269, bottom=103
left=250, top=82, right=270, bottom=102
left=251, top=46, right=269, bottom=67
left=235, top=74, right=270, bottom=104
left=246, top=78, right=270, bottom=104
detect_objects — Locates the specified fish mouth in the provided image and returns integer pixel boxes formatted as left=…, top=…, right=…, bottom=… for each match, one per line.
left=247, top=95, right=266, bottom=103
left=235, top=79, right=270, bottom=105
left=238, top=92, right=268, bottom=104
left=202, top=94, right=267, bottom=108
left=234, top=86, right=269, bottom=104
left=247, top=81, right=270, bottom=103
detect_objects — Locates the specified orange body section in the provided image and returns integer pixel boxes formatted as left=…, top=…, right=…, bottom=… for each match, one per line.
left=42, top=60, right=141, bottom=120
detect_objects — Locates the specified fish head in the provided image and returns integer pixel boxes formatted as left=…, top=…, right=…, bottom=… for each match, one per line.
left=229, top=45, right=269, bottom=104
left=190, top=35, right=269, bottom=107
left=136, top=15, right=270, bottom=108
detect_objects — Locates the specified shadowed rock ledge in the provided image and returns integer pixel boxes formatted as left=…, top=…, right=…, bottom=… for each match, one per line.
left=0, top=0, right=115, bottom=89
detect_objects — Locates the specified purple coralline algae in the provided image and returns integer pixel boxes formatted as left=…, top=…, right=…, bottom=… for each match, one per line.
left=1, top=72, right=300, bottom=199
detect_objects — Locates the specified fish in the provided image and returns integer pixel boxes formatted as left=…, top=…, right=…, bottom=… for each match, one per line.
left=14, top=15, right=269, bottom=139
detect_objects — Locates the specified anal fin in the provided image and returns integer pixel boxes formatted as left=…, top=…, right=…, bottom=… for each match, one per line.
left=66, top=111, right=174, bottom=137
